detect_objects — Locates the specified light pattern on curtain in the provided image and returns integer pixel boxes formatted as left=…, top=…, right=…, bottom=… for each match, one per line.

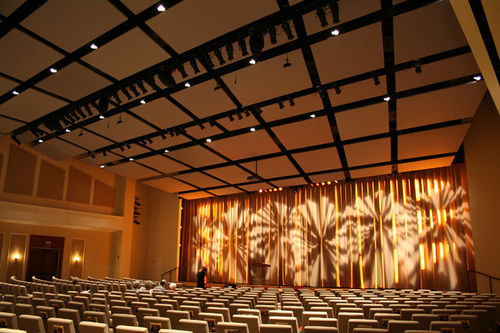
left=179, top=164, right=475, bottom=290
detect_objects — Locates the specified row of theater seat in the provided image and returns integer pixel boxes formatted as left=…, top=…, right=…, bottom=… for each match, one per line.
left=1, top=279, right=499, bottom=333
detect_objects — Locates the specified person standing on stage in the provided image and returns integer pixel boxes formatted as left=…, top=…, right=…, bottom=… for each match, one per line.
left=197, top=266, right=207, bottom=288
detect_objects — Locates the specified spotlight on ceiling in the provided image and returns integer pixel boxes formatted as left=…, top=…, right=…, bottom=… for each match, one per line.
left=99, top=115, right=105, bottom=120
left=281, top=21, right=294, bottom=40
left=214, top=48, right=225, bottom=65
left=157, top=4, right=166, bottom=12
left=117, top=114, right=123, bottom=124
left=228, top=112, right=235, bottom=122
left=316, top=6, right=328, bottom=27
left=238, top=36, right=249, bottom=56
left=12, top=90, right=19, bottom=95
left=158, top=68, right=176, bottom=88
left=250, top=127, right=256, bottom=132
left=206, top=138, right=212, bottom=143
left=310, top=113, right=316, bottom=118
left=49, top=67, right=57, bottom=74
left=249, top=58, right=256, bottom=65
left=329, top=0, right=340, bottom=23
left=79, top=129, right=84, bottom=136
left=136, top=80, right=147, bottom=94
left=249, top=28, right=264, bottom=59
left=100, top=164, right=105, bottom=169
left=140, top=99, right=146, bottom=105
left=414, top=59, right=422, bottom=73
left=278, top=98, right=285, bottom=109
left=283, top=54, right=291, bottom=68
left=65, top=128, right=71, bottom=133
left=473, top=75, right=482, bottom=81
left=177, top=63, right=188, bottom=78
left=202, top=52, right=215, bottom=68
left=97, top=97, right=108, bottom=115
left=90, top=43, right=98, bottom=50
left=184, top=82, right=191, bottom=88
left=226, top=43, right=234, bottom=61
left=331, top=29, right=340, bottom=36
left=236, top=110, right=243, bottom=120
left=288, top=95, right=295, bottom=106
left=372, top=72, right=380, bottom=85
left=126, top=143, right=132, bottom=149
left=269, top=26, right=277, bottom=44
left=103, top=151, right=107, bottom=157
left=334, top=85, right=342, bottom=94
left=190, top=58, right=200, bottom=74
left=383, top=96, right=391, bottom=102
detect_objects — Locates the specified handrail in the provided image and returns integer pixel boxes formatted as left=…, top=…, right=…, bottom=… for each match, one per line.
left=468, top=269, right=500, bottom=293
left=161, top=266, right=179, bottom=282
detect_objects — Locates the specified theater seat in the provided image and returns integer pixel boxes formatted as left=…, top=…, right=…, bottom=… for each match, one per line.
left=259, top=323, right=293, bottom=333
left=79, top=321, right=109, bottom=333
left=178, top=319, right=209, bottom=333
left=232, top=315, right=260, bottom=333
left=112, top=314, right=138, bottom=330
left=115, top=326, right=147, bottom=333
left=47, top=317, right=76, bottom=333
left=303, top=327, right=338, bottom=333
left=0, top=312, right=18, bottom=329
left=215, top=322, right=249, bottom=333
left=143, top=316, right=171, bottom=333
left=18, top=314, right=44, bottom=333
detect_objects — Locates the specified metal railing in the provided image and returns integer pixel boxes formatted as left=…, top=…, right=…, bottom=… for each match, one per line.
left=468, top=269, right=500, bottom=293
left=161, top=266, right=179, bottom=282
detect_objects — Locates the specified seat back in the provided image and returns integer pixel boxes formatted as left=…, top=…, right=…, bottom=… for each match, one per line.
left=303, top=311, right=329, bottom=327
left=303, top=326, right=338, bottom=333
left=67, top=302, right=85, bottom=320
left=59, top=308, right=81, bottom=333
left=215, top=322, right=249, bottom=333
left=78, top=321, right=108, bottom=333
left=143, top=316, right=171, bottom=333
left=400, top=309, right=424, bottom=321
left=115, top=326, right=147, bottom=333
left=259, top=324, right=293, bottom=333
left=429, top=321, right=464, bottom=333
left=0, top=303, right=15, bottom=314
left=373, top=313, right=400, bottom=329
left=0, top=312, right=18, bottom=329
left=197, top=312, right=224, bottom=332
left=347, top=319, right=378, bottom=333
left=165, top=311, right=190, bottom=329
left=449, top=315, right=479, bottom=333
left=112, top=306, right=133, bottom=315
left=82, top=311, right=108, bottom=326
left=178, top=319, right=209, bottom=333
left=112, top=314, right=138, bottom=330
left=153, top=304, right=173, bottom=317
left=228, top=304, right=250, bottom=317
left=19, top=314, right=45, bottom=333
left=205, top=308, right=230, bottom=322
left=308, top=317, right=337, bottom=327
left=136, top=308, right=160, bottom=327
left=179, top=305, right=200, bottom=320
left=282, top=306, right=304, bottom=327
left=410, top=314, right=440, bottom=330
left=14, top=304, right=34, bottom=316
left=47, top=317, right=76, bottom=333
left=232, top=315, right=260, bottom=333
left=386, top=320, right=419, bottom=333
left=268, top=316, right=298, bottom=333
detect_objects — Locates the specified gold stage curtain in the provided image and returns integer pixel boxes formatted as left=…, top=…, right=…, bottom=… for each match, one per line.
left=179, top=164, right=475, bottom=290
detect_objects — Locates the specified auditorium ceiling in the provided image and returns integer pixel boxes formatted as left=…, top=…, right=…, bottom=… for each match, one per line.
left=0, top=0, right=490, bottom=199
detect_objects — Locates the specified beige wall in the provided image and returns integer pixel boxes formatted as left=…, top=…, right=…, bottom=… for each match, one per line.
left=129, top=182, right=181, bottom=281
left=464, top=93, right=500, bottom=293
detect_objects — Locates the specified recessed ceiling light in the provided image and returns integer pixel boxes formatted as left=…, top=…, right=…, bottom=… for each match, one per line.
left=38, top=139, right=43, bottom=143
left=140, top=99, right=146, bottom=104
left=184, top=82, right=191, bottom=87
left=249, top=58, right=256, bottom=65
left=12, top=90, right=19, bottom=95
left=259, top=189, right=263, bottom=193
left=164, top=149, right=169, bottom=153
left=473, top=75, right=482, bottom=81
left=310, top=113, right=316, bottom=118
left=90, top=43, right=98, bottom=50
left=331, top=29, right=340, bottom=36
left=335, top=180, right=338, bottom=183
left=49, top=68, right=57, bottom=73
left=383, top=96, right=391, bottom=102
left=157, top=4, right=166, bottom=11
left=206, top=138, right=212, bottom=143
left=65, top=129, right=71, bottom=133
left=100, top=165, right=105, bottom=169
left=250, top=127, right=256, bottom=132
left=99, top=115, right=105, bottom=119
left=129, top=157, right=134, bottom=161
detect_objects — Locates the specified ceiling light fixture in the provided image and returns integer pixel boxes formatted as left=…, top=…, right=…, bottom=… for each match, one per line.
left=383, top=96, right=391, bottom=102
left=129, top=158, right=134, bottom=161
left=184, top=82, right=191, bottom=87
left=372, top=72, right=380, bottom=85
left=268, top=26, right=277, bottom=44
left=288, top=95, right=295, bottom=106
left=473, top=75, right=482, bottom=81
left=100, top=165, right=105, bottom=169
left=190, top=58, right=200, bottom=74
left=310, top=113, right=316, bottom=118
left=140, top=99, right=146, bottom=104
left=49, top=68, right=57, bottom=73
left=177, top=63, right=188, bottom=78
left=38, top=139, right=43, bottom=143
left=334, top=85, right=342, bottom=94
left=12, top=90, right=19, bottom=95
left=206, top=138, right=212, bottom=143
left=214, top=48, right=225, bottom=65
left=164, top=149, right=169, bottom=153
left=250, top=127, right=256, bottom=132
left=99, top=115, right=105, bottom=119
left=90, top=43, right=98, bottom=50
left=283, top=53, right=291, bottom=68
left=65, top=129, right=71, bottom=133
left=238, top=36, right=249, bottom=56
left=157, top=4, right=166, bottom=12
left=249, top=28, right=264, bottom=59
left=126, top=143, right=131, bottom=149
left=329, top=0, right=340, bottom=23
left=316, top=6, right=328, bottom=27
left=228, top=112, right=235, bottom=121
left=331, top=29, right=340, bottom=36
left=158, top=68, right=176, bottom=88
left=282, top=21, right=294, bottom=40
left=249, top=58, right=256, bottom=65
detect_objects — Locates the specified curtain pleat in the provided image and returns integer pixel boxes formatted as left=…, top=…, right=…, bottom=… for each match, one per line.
left=179, top=164, right=475, bottom=290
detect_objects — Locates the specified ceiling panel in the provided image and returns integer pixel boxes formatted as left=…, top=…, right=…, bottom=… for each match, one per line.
left=0, top=29, right=63, bottom=80
left=147, top=0, right=278, bottom=53
left=274, top=117, right=333, bottom=150
left=147, top=134, right=190, bottom=151
left=261, top=94, right=324, bottom=123
left=33, top=138, right=87, bottom=161
left=241, top=156, right=298, bottom=179
left=328, top=77, right=387, bottom=106
left=208, top=131, right=279, bottom=161
left=79, top=151, right=120, bottom=167
left=167, top=145, right=226, bottom=168
left=335, top=103, right=388, bottom=140
left=144, top=176, right=196, bottom=193
left=271, top=177, right=307, bottom=188
left=132, top=98, right=193, bottom=129
left=344, top=138, right=390, bottom=167
left=139, top=155, right=189, bottom=175
left=397, top=82, right=486, bottom=130
left=210, top=187, right=244, bottom=197
left=0, top=116, right=24, bottom=134
left=60, top=129, right=114, bottom=151
left=82, top=28, right=168, bottom=80
left=109, top=144, right=150, bottom=158
left=216, top=113, right=259, bottom=132
left=85, top=112, right=154, bottom=143
left=393, top=0, right=467, bottom=63
left=398, top=156, right=454, bottom=173
left=398, top=124, right=470, bottom=160
left=0, top=1, right=23, bottom=16
left=0, top=76, right=18, bottom=96
left=313, top=23, right=384, bottom=83
left=309, top=171, right=345, bottom=183
left=176, top=172, right=226, bottom=188
left=22, top=0, right=126, bottom=52
left=293, top=147, right=342, bottom=173
left=185, top=123, right=223, bottom=140
left=239, top=182, right=266, bottom=192
left=205, top=165, right=253, bottom=185
left=223, top=49, right=311, bottom=105
left=0, top=88, right=67, bottom=122
left=36, top=62, right=112, bottom=101
left=350, top=165, right=391, bottom=179
left=179, top=192, right=214, bottom=200
left=120, top=0, right=158, bottom=14
left=170, top=80, right=236, bottom=119
left=107, top=161, right=161, bottom=179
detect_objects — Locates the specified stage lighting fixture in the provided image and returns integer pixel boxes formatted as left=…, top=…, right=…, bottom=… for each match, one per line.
left=283, top=53, right=291, bottom=68
left=100, top=165, right=105, bottom=169
left=79, top=129, right=84, bottom=136
left=70, top=109, right=80, bottom=121
left=161, top=132, right=166, bottom=139
left=331, top=29, right=340, bottom=36
left=269, top=26, right=277, bottom=44
left=90, top=152, right=96, bottom=159
left=99, top=115, right=105, bottom=120
left=120, top=86, right=132, bottom=100
left=414, top=59, right=422, bottom=73
left=11, top=135, right=21, bottom=145
left=146, top=138, right=153, bottom=144
left=254, top=106, right=263, bottom=114
left=197, top=121, right=205, bottom=130
left=111, top=90, right=122, bottom=104
left=281, top=21, right=294, bottom=40
left=278, top=99, right=284, bottom=109
left=169, top=130, right=175, bottom=137
left=209, top=118, right=216, bottom=127
left=249, top=28, right=264, bottom=59
left=214, top=83, right=221, bottom=91
left=129, top=83, right=140, bottom=97
left=157, top=4, right=166, bottom=12
left=75, top=107, right=86, bottom=119
left=334, top=85, right=342, bottom=94
left=250, top=127, right=256, bottom=132
left=249, top=58, right=256, bottom=65
left=310, top=113, right=316, bottom=118
left=129, top=157, right=134, bottom=161
left=119, top=145, right=125, bottom=152
left=137, top=80, right=147, bottom=93
left=12, top=90, right=19, bottom=95
left=90, top=43, right=98, bottom=50
left=143, top=75, right=160, bottom=91
left=238, top=36, right=249, bottom=56
left=206, top=138, right=212, bottom=143
left=316, top=6, right=328, bottom=27
left=140, top=99, right=146, bottom=105
left=244, top=109, right=251, bottom=117
left=184, top=82, right=191, bottom=88
left=228, top=112, right=235, bottom=121
left=474, top=75, right=482, bottom=81
left=164, top=149, right=169, bottom=153
left=190, top=58, right=200, bottom=74
left=214, top=48, right=225, bottom=65
left=202, top=53, right=215, bottom=68
left=329, top=0, right=340, bottom=23
left=126, top=143, right=131, bottom=149
left=117, top=114, right=123, bottom=124
left=84, top=104, right=93, bottom=117
left=372, top=72, right=380, bottom=85
left=226, top=43, right=234, bottom=60
left=384, top=96, right=391, bottom=102
left=50, top=67, right=57, bottom=74
left=176, top=63, right=187, bottom=78
left=103, top=151, right=107, bottom=157
left=288, top=95, right=295, bottom=106
left=158, top=69, right=176, bottom=88
left=65, top=129, right=70, bottom=133
left=236, top=110, right=243, bottom=120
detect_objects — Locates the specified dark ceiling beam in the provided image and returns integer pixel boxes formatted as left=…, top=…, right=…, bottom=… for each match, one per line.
left=11, top=0, right=440, bottom=141
left=140, top=116, right=473, bottom=183
left=175, top=151, right=457, bottom=195
left=93, top=73, right=480, bottom=167
left=0, top=0, right=47, bottom=39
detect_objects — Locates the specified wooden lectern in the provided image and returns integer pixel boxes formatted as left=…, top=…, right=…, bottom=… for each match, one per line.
left=252, top=262, right=271, bottom=285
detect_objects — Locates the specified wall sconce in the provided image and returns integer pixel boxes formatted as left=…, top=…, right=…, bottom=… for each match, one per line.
left=12, top=253, right=21, bottom=262
left=73, top=255, right=81, bottom=264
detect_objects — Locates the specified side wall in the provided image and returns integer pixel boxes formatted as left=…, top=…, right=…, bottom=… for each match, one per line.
left=464, top=93, right=500, bottom=293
